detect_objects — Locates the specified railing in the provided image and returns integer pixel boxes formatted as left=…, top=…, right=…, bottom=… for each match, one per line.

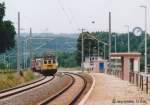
left=107, top=70, right=150, bottom=94
left=128, top=72, right=150, bottom=94
left=129, top=72, right=134, bottom=84
left=107, top=69, right=122, bottom=79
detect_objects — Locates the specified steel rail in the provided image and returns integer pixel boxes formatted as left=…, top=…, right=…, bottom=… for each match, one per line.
left=38, top=72, right=87, bottom=105
left=65, top=72, right=87, bottom=105
left=38, top=73, right=75, bottom=105
left=0, top=75, right=45, bottom=94
left=0, top=76, right=55, bottom=99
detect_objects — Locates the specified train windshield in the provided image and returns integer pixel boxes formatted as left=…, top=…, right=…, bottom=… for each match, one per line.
left=44, top=60, right=47, bottom=64
left=48, top=60, right=52, bottom=64
left=53, top=59, right=56, bottom=63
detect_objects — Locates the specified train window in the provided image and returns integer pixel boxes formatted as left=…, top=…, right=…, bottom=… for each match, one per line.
left=44, top=60, right=47, bottom=64
left=48, top=60, right=51, bottom=64
left=53, top=60, right=56, bottom=63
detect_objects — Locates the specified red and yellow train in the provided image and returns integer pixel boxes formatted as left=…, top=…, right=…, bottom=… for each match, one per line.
left=32, top=55, right=58, bottom=75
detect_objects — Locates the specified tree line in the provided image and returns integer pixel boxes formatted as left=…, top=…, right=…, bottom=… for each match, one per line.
left=76, top=31, right=150, bottom=70
left=0, top=2, right=149, bottom=70
left=0, top=2, right=16, bottom=53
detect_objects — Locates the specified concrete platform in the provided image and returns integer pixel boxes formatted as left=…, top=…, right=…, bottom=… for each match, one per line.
left=84, top=73, right=150, bottom=105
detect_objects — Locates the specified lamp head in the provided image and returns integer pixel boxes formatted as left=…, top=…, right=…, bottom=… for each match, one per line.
left=140, top=5, right=146, bottom=8
left=91, top=21, right=95, bottom=24
left=124, top=25, right=129, bottom=27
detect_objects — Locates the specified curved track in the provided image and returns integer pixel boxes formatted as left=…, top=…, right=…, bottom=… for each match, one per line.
left=0, top=75, right=45, bottom=94
left=38, top=72, right=87, bottom=105
left=0, top=75, right=55, bottom=99
left=68, top=72, right=87, bottom=105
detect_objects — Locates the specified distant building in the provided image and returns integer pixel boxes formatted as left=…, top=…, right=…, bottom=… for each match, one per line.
left=84, top=56, right=108, bottom=73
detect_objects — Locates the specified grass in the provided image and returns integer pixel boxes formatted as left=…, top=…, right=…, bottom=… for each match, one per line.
left=0, top=70, right=36, bottom=91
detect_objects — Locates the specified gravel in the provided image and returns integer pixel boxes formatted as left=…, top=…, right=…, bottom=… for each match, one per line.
left=47, top=74, right=85, bottom=105
left=0, top=74, right=72, bottom=105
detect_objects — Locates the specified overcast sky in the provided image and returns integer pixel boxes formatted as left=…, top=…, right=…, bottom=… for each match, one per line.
left=2, top=0, right=150, bottom=33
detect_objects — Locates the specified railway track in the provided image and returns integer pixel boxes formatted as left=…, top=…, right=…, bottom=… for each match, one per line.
left=0, top=75, right=55, bottom=99
left=0, top=72, right=92, bottom=105
left=0, top=75, right=45, bottom=94
left=38, top=72, right=87, bottom=105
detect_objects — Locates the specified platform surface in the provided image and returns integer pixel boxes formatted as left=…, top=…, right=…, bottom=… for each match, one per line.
left=85, top=73, right=150, bottom=105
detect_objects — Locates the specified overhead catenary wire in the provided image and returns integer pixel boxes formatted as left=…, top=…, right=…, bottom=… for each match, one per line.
left=57, top=0, right=78, bottom=32
left=57, top=0, right=72, bottom=24
left=65, top=0, right=79, bottom=27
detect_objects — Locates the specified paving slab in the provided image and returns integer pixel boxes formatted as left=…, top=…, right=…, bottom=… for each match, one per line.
left=85, top=73, right=150, bottom=105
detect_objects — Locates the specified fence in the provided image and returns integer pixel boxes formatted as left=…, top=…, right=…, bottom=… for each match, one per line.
left=108, top=70, right=150, bottom=94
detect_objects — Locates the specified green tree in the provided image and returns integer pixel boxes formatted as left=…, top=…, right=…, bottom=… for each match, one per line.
left=76, top=32, right=98, bottom=65
left=76, top=31, right=150, bottom=70
left=57, top=52, right=77, bottom=67
left=0, top=2, right=16, bottom=53
left=0, top=2, right=5, bottom=21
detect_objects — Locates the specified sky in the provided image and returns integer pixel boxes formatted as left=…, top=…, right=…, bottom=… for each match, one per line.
left=1, top=0, right=150, bottom=34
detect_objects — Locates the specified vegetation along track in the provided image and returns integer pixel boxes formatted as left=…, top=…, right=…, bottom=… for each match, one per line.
left=0, top=75, right=55, bottom=99
left=38, top=72, right=87, bottom=105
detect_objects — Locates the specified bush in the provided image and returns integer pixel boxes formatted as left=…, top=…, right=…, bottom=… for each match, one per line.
left=0, top=63, right=7, bottom=69
left=24, top=70, right=35, bottom=81
left=0, top=70, right=36, bottom=91
left=7, top=73, right=15, bottom=80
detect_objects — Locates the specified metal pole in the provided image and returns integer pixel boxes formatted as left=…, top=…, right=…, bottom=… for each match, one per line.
left=29, top=28, right=32, bottom=69
left=79, top=28, right=86, bottom=72
left=140, top=5, right=147, bottom=73
left=25, top=40, right=27, bottom=68
left=109, top=12, right=112, bottom=69
left=104, top=45, right=106, bottom=59
left=145, top=6, right=147, bottom=73
left=98, top=41, right=99, bottom=57
left=3, top=53, right=6, bottom=64
left=55, top=39, right=57, bottom=56
left=89, top=42, right=91, bottom=59
left=23, top=41, right=26, bottom=69
left=115, top=35, right=117, bottom=52
left=125, top=25, right=130, bottom=52
left=9, top=56, right=11, bottom=70
left=127, top=26, right=130, bottom=52
left=17, top=12, right=20, bottom=71
left=3, top=53, right=6, bottom=71
left=81, top=29, right=84, bottom=72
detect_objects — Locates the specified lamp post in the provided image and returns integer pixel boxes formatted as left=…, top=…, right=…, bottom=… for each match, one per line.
left=86, top=35, right=108, bottom=59
left=124, top=25, right=130, bottom=52
left=104, top=44, right=106, bottom=59
left=29, top=28, right=32, bottom=69
left=114, top=34, right=117, bottom=53
left=89, top=41, right=91, bottom=60
left=90, top=21, right=108, bottom=59
left=91, top=21, right=99, bottom=57
left=79, top=28, right=86, bottom=72
left=17, top=12, right=21, bottom=71
left=85, top=37, right=99, bottom=57
left=98, top=41, right=99, bottom=57
left=140, top=5, right=147, bottom=73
